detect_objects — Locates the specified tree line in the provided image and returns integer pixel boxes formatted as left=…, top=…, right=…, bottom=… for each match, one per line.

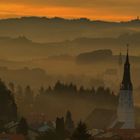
left=7, top=81, right=118, bottom=119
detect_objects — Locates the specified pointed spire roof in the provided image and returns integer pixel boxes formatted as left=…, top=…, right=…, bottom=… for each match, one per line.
left=121, top=44, right=133, bottom=90
left=126, top=44, right=130, bottom=65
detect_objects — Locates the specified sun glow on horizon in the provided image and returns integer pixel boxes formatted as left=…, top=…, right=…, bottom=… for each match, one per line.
left=0, top=3, right=137, bottom=21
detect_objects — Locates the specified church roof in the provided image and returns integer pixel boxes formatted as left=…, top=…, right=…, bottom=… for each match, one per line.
left=112, top=122, right=124, bottom=129
left=85, top=108, right=117, bottom=130
left=121, top=45, right=133, bottom=90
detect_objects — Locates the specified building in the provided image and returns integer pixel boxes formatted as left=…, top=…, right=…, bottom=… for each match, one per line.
left=84, top=47, right=140, bottom=140
left=117, top=47, right=135, bottom=129
left=86, top=47, right=136, bottom=132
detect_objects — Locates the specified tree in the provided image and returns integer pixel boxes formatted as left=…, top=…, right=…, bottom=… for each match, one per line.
left=71, top=121, right=91, bottom=140
left=46, top=86, right=52, bottom=94
left=36, top=129, right=57, bottom=140
left=68, top=83, right=77, bottom=94
left=8, top=82, right=15, bottom=93
left=0, top=80, right=17, bottom=124
left=65, top=111, right=75, bottom=134
left=16, top=85, right=24, bottom=105
left=39, top=86, right=45, bottom=95
left=54, top=81, right=62, bottom=93
left=79, top=86, right=85, bottom=95
left=16, top=117, right=28, bottom=136
left=91, top=87, right=96, bottom=95
left=24, top=85, right=34, bottom=106
left=56, top=117, right=65, bottom=140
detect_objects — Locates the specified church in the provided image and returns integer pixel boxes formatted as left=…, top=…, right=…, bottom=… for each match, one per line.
left=117, top=47, right=135, bottom=129
left=86, top=47, right=135, bottom=130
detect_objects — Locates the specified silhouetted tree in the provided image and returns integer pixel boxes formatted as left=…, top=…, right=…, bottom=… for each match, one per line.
left=16, top=85, right=24, bottom=105
left=91, top=87, right=96, bottom=95
left=65, top=111, right=75, bottom=134
left=79, top=86, right=85, bottom=94
left=8, top=82, right=15, bottom=93
left=35, top=81, right=117, bottom=113
left=79, top=86, right=90, bottom=98
left=56, top=117, right=65, bottom=140
left=96, top=86, right=105, bottom=95
left=46, top=86, right=52, bottom=94
left=16, top=117, right=28, bottom=136
left=54, top=81, right=63, bottom=93
left=68, top=83, right=77, bottom=94
left=39, top=86, right=45, bottom=95
left=36, top=129, right=57, bottom=140
left=0, top=80, right=17, bottom=124
left=24, top=85, right=34, bottom=106
left=71, top=121, right=91, bottom=140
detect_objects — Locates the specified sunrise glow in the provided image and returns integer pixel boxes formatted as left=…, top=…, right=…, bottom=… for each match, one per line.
left=0, top=2, right=137, bottom=21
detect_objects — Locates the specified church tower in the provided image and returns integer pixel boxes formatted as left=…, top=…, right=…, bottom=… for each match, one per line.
left=117, top=45, right=135, bottom=129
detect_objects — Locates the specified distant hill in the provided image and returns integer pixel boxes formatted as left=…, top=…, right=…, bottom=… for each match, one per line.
left=0, top=17, right=140, bottom=42
left=1, top=33, right=140, bottom=60
left=76, top=49, right=140, bottom=64
left=76, top=49, right=113, bottom=63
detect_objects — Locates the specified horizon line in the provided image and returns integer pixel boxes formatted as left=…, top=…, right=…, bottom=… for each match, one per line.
left=0, top=15, right=139, bottom=23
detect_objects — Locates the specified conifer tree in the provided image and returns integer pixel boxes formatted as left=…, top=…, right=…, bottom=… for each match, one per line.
left=65, top=111, right=75, bottom=133
left=17, top=117, right=28, bottom=136
left=0, top=80, right=17, bottom=124
left=71, top=121, right=91, bottom=140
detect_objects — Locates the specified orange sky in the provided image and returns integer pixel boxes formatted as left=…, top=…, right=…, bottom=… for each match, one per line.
left=0, top=0, right=139, bottom=21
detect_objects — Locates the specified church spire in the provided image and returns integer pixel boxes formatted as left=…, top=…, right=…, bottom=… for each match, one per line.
left=117, top=44, right=135, bottom=129
left=126, top=44, right=129, bottom=65
left=121, top=44, right=133, bottom=90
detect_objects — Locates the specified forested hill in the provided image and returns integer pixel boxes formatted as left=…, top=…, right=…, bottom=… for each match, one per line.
left=0, top=17, right=140, bottom=42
